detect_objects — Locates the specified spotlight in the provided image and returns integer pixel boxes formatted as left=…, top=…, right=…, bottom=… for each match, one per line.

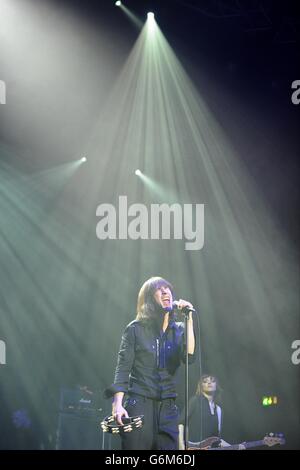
left=147, top=12, right=156, bottom=34
left=115, top=1, right=122, bottom=6
left=81, top=157, right=87, bottom=163
left=135, top=169, right=142, bottom=176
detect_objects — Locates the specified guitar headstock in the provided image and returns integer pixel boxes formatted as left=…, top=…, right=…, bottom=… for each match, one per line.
left=263, top=433, right=286, bottom=447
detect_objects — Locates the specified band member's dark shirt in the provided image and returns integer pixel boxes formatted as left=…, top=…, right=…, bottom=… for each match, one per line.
left=106, top=319, right=195, bottom=400
left=179, top=395, right=220, bottom=441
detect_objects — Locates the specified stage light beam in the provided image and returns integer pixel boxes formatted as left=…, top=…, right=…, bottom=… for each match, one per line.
left=113, top=1, right=143, bottom=30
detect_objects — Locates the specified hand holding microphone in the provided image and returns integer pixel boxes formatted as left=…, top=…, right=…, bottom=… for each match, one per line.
left=172, top=299, right=195, bottom=314
left=173, top=299, right=196, bottom=355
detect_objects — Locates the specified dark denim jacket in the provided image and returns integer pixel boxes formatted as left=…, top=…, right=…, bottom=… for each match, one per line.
left=106, top=319, right=195, bottom=400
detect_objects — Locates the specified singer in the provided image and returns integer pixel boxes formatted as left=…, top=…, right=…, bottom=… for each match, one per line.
left=104, top=276, right=196, bottom=450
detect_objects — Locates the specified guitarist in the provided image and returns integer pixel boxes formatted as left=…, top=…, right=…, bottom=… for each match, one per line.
left=178, top=374, right=232, bottom=449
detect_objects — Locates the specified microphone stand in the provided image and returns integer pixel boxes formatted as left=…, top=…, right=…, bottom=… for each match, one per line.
left=183, top=309, right=191, bottom=451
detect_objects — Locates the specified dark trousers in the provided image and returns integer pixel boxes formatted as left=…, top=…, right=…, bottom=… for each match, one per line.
left=121, top=394, right=179, bottom=450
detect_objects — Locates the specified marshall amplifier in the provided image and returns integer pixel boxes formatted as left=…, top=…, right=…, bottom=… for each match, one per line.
left=56, top=386, right=105, bottom=450
left=58, top=386, right=99, bottom=414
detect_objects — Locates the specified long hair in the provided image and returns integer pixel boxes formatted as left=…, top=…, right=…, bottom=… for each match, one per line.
left=136, top=277, right=174, bottom=322
left=196, top=374, right=223, bottom=404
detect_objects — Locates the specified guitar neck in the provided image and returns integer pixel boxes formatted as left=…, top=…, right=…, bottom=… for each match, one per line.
left=213, top=440, right=265, bottom=450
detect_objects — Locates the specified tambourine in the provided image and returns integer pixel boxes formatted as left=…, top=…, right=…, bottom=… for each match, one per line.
left=100, top=415, right=144, bottom=434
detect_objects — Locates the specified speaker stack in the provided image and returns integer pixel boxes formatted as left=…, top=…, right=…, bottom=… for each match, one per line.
left=56, top=387, right=117, bottom=450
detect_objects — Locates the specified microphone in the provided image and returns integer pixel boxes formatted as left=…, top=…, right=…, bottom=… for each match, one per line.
left=172, top=301, right=195, bottom=313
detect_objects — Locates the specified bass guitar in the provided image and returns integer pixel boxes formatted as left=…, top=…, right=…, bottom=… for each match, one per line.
left=187, top=433, right=285, bottom=450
